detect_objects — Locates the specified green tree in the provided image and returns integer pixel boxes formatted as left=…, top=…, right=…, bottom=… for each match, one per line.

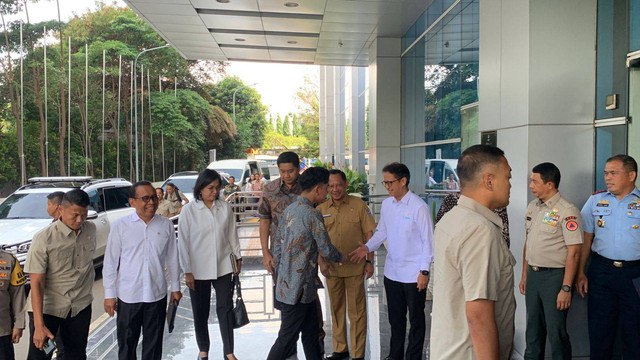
left=283, top=114, right=291, bottom=136
left=294, top=74, right=319, bottom=157
left=208, top=76, right=268, bottom=159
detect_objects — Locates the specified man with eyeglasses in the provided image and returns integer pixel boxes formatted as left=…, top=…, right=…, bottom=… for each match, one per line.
left=576, top=154, right=640, bottom=359
left=350, top=162, right=434, bottom=360
left=102, top=181, right=182, bottom=360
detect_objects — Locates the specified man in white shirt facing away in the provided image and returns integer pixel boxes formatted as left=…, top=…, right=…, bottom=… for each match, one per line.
left=102, top=181, right=182, bottom=360
left=350, top=162, right=434, bottom=360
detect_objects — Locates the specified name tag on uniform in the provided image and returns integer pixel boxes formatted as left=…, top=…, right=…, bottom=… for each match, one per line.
left=322, top=214, right=332, bottom=218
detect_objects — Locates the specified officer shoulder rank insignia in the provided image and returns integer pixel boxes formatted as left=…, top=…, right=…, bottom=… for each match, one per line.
left=565, top=220, right=578, bottom=231
left=592, top=189, right=606, bottom=195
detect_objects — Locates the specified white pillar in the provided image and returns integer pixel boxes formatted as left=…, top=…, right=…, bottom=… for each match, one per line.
left=368, top=37, right=402, bottom=195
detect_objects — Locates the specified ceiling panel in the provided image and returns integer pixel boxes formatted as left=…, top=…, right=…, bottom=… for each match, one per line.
left=213, top=33, right=268, bottom=46
left=145, top=14, right=202, bottom=25
left=199, top=13, right=263, bottom=31
left=266, top=35, right=318, bottom=49
left=257, top=0, right=326, bottom=15
left=269, top=49, right=316, bottom=62
left=190, top=0, right=259, bottom=11
left=221, top=47, right=271, bottom=60
left=126, top=0, right=434, bottom=65
left=261, top=17, right=322, bottom=33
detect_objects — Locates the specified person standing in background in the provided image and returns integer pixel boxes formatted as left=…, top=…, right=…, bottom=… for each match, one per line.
left=0, top=248, right=27, bottom=360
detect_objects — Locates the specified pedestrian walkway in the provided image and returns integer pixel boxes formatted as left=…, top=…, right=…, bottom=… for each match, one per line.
left=85, top=249, right=433, bottom=359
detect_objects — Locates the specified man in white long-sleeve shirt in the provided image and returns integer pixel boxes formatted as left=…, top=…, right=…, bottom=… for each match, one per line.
left=350, top=162, right=434, bottom=360
left=102, top=181, right=182, bottom=360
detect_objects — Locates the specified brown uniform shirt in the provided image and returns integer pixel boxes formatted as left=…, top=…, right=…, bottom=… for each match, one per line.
left=0, top=251, right=26, bottom=336
left=525, top=192, right=583, bottom=268
left=25, top=220, right=96, bottom=318
left=317, top=195, right=377, bottom=277
left=431, top=195, right=516, bottom=360
left=156, top=199, right=171, bottom=217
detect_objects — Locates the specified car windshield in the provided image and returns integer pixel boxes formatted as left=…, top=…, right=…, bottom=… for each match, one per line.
left=0, top=193, right=51, bottom=219
left=214, top=169, right=242, bottom=181
left=164, top=178, right=197, bottom=194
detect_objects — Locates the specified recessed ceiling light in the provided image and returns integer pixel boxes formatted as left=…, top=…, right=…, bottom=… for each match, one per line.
left=217, top=0, right=230, bottom=3
left=284, top=2, right=299, bottom=7
left=287, top=40, right=298, bottom=44
left=235, top=38, right=246, bottom=42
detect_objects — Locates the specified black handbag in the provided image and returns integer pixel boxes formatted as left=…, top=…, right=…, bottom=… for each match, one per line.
left=232, top=274, right=250, bottom=329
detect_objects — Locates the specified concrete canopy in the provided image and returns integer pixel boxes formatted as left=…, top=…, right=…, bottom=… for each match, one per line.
left=123, top=0, right=431, bottom=66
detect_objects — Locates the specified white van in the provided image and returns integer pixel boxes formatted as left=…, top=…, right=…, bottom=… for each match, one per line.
left=207, top=159, right=273, bottom=187
left=426, top=159, right=459, bottom=189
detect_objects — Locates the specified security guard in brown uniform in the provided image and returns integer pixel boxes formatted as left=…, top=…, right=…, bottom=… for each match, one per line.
left=0, top=250, right=27, bottom=360
left=518, top=162, right=583, bottom=360
left=317, top=169, right=376, bottom=360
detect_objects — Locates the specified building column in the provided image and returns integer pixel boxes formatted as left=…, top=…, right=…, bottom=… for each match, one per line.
left=350, top=67, right=367, bottom=174
left=479, top=0, right=596, bottom=357
left=368, top=37, right=401, bottom=194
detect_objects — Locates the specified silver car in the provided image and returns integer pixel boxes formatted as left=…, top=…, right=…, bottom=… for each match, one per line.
left=0, top=177, right=134, bottom=267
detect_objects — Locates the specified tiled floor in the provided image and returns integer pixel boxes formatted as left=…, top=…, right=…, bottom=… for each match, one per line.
left=85, top=249, right=433, bottom=360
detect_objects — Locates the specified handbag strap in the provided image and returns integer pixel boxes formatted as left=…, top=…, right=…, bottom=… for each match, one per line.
left=234, top=274, right=243, bottom=299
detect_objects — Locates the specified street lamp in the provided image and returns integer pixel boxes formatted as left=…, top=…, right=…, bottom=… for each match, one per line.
left=134, top=43, right=170, bottom=182
left=232, top=83, right=257, bottom=122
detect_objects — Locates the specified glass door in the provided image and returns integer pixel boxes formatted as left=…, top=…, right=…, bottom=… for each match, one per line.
left=628, top=50, right=640, bottom=164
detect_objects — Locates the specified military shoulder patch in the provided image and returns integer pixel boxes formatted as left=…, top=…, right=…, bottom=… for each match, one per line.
left=10, top=263, right=26, bottom=286
left=592, top=189, right=606, bottom=195
left=566, top=220, right=579, bottom=232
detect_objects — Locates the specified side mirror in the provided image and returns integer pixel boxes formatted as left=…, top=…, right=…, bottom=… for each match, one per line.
left=87, top=210, right=99, bottom=220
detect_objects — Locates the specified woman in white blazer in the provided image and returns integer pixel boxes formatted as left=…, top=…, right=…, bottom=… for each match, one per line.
left=178, top=169, right=242, bottom=360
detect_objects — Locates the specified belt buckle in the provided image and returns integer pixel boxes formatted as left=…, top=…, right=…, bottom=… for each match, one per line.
left=613, top=261, right=623, bottom=268
left=531, top=266, right=539, bottom=272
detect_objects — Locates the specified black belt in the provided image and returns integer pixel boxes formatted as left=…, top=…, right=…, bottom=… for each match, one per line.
left=591, top=251, right=640, bottom=268
left=528, top=265, right=563, bottom=272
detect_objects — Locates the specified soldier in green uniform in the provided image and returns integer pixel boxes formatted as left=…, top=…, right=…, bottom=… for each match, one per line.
left=0, top=249, right=27, bottom=360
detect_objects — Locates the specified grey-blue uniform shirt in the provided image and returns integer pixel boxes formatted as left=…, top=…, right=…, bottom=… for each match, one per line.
left=580, top=188, right=640, bottom=260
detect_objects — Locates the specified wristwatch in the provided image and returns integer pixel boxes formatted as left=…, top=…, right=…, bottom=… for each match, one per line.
left=365, top=260, right=373, bottom=264
left=561, top=285, right=572, bottom=292
left=420, top=270, right=429, bottom=276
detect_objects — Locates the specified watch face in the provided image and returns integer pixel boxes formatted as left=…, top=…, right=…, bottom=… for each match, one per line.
left=562, top=285, right=571, bottom=292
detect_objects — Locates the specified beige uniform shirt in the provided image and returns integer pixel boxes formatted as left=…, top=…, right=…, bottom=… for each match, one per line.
left=156, top=199, right=171, bottom=217
left=317, top=195, right=377, bottom=277
left=525, top=192, right=583, bottom=268
left=0, top=251, right=26, bottom=336
left=25, top=220, right=96, bottom=318
left=431, top=195, right=516, bottom=360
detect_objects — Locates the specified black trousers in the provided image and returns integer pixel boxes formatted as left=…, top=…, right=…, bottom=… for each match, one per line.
left=0, top=335, right=14, bottom=360
left=587, top=253, right=640, bottom=360
left=384, top=276, right=426, bottom=360
left=116, top=297, right=167, bottom=360
left=27, top=305, right=91, bottom=360
left=189, top=274, right=234, bottom=356
left=267, top=301, right=323, bottom=360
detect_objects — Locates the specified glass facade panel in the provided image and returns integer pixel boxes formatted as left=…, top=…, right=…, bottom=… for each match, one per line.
left=631, top=0, right=640, bottom=51
left=595, top=0, right=629, bottom=119
left=595, top=125, right=627, bottom=190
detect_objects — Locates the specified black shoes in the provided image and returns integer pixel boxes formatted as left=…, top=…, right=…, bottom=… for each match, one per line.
left=324, top=352, right=350, bottom=360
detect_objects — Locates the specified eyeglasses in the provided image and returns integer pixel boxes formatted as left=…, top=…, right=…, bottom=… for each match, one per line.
left=135, top=195, right=159, bottom=203
left=381, top=178, right=401, bottom=187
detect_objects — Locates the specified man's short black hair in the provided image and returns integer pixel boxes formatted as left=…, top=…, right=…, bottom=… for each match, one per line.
left=607, top=154, right=638, bottom=174
left=457, top=145, right=505, bottom=188
left=61, top=189, right=90, bottom=208
left=277, top=151, right=300, bottom=168
left=299, top=167, right=330, bottom=191
left=193, top=169, right=222, bottom=202
left=532, top=162, right=561, bottom=189
left=47, top=191, right=65, bottom=205
left=382, top=162, right=411, bottom=186
left=228, top=176, right=235, bottom=181
left=129, top=181, right=154, bottom=199
left=328, top=169, right=347, bottom=182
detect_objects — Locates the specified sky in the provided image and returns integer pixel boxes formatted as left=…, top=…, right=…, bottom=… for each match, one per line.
left=7, top=0, right=318, bottom=118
